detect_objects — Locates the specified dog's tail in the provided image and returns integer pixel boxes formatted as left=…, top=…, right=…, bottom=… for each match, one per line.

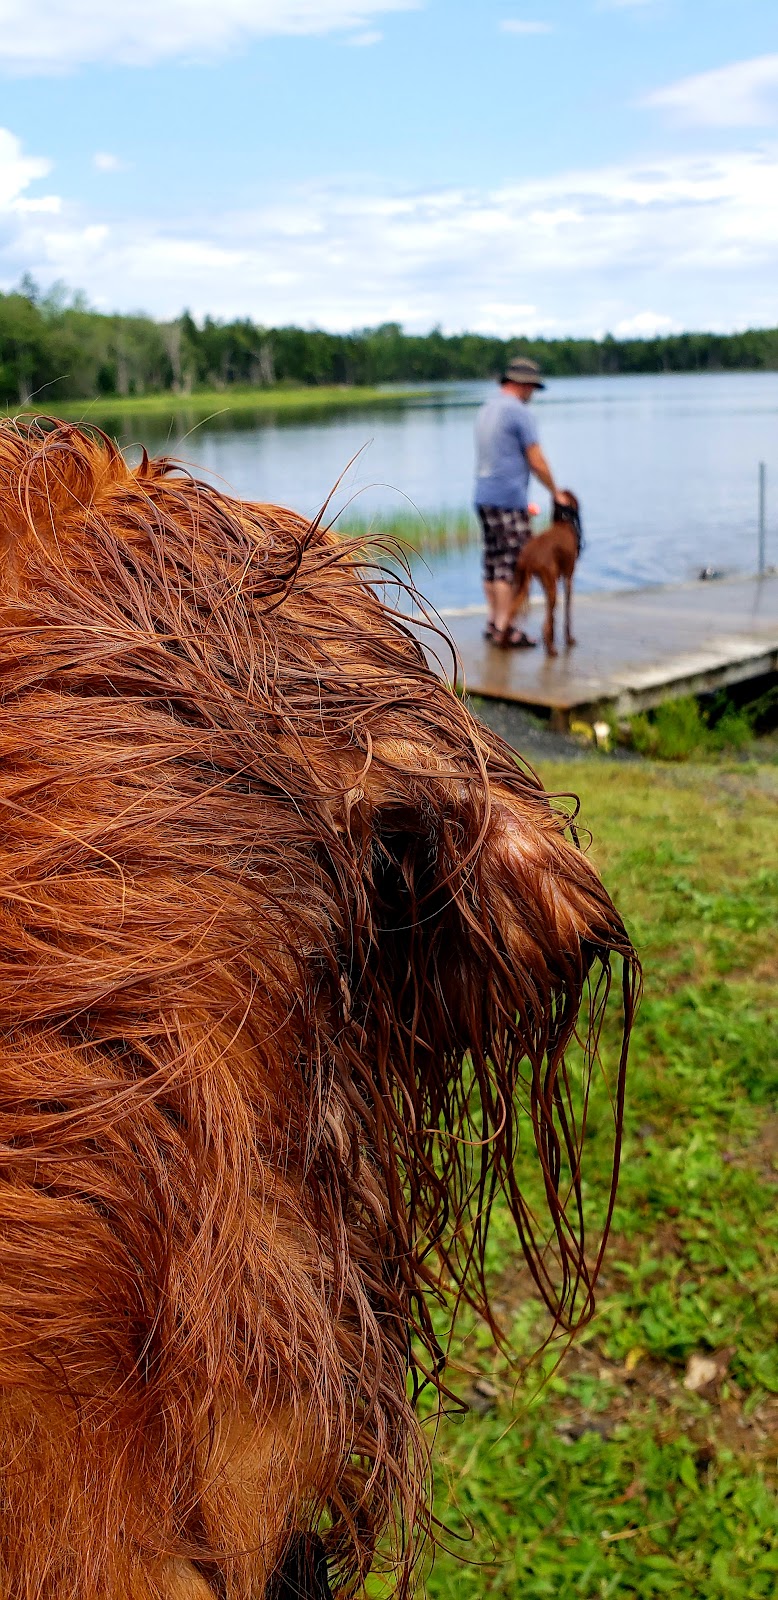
left=512, top=549, right=532, bottom=614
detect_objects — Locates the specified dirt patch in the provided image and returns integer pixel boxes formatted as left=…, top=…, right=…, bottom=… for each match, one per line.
left=724, top=1112, right=778, bottom=1183
left=457, top=1239, right=778, bottom=1478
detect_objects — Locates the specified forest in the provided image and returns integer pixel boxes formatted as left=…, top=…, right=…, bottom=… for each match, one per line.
left=2, top=277, right=778, bottom=404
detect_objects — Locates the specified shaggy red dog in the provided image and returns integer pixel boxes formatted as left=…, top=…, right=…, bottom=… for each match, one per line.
left=512, top=492, right=583, bottom=656
left=0, top=423, right=638, bottom=1599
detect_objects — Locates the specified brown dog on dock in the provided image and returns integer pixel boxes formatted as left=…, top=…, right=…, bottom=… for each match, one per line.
left=513, top=491, right=583, bottom=656
left=0, top=423, right=637, bottom=1600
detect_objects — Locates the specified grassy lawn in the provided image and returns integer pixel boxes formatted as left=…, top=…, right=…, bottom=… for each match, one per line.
left=422, top=756, right=778, bottom=1598
left=6, top=384, right=423, bottom=423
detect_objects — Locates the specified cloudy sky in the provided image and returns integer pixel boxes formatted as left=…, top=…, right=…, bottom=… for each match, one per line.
left=1, top=0, right=776, bottom=335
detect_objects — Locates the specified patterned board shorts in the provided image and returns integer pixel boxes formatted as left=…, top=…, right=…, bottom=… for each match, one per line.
left=476, top=505, right=531, bottom=585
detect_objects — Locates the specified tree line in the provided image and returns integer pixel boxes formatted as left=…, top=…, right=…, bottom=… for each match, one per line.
left=2, top=277, right=778, bottom=405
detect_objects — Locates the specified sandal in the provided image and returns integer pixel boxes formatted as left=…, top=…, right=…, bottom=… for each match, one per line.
left=494, top=625, right=537, bottom=649
left=484, top=620, right=498, bottom=641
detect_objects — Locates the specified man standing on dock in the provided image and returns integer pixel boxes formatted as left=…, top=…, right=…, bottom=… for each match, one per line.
left=475, top=357, right=565, bottom=648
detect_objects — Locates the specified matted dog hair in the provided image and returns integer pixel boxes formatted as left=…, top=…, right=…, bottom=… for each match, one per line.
left=0, top=420, right=639, bottom=1599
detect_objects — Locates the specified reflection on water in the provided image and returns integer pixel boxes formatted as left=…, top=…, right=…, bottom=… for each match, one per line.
left=104, top=372, right=777, bottom=603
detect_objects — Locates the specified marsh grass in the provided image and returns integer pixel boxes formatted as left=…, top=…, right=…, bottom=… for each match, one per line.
left=415, top=757, right=778, bottom=1599
left=339, top=507, right=478, bottom=556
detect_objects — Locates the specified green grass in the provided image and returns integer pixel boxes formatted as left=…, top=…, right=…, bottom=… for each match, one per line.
left=6, top=384, right=424, bottom=423
left=421, top=757, right=778, bottom=1598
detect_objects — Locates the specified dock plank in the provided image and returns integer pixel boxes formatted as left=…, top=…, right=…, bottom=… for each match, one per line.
left=426, top=574, right=778, bottom=720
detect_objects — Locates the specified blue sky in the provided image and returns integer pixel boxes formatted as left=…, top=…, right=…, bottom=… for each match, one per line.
left=1, top=0, right=777, bottom=335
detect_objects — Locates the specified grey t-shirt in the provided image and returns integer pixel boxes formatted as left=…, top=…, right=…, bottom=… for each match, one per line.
left=474, top=389, right=539, bottom=510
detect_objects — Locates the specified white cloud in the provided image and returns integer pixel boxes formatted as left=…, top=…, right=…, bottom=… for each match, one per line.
left=15, top=194, right=61, bottom=213
left=499, top=20, right=554, bottom=35
left=0, top=0, right=417, bottom=73
left=643, top=54, right=778, bottom=128
left=475, top=302, right=557, bottom=336
left=347, top=28, right=383, bottom=44
left=93, top=152, right=125, bottom=173
left=0, top=126, right=51, bottom=208
left=614, top=311, right=677, bottom=337
left=3, top=125, right=778, bottom=336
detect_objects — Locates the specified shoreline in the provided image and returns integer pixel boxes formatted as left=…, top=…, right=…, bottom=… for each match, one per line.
left=5, top=384, right=426, bottom=423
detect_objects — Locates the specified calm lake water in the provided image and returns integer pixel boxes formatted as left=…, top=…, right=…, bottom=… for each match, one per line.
left=113, top=372, right=777, bottom=608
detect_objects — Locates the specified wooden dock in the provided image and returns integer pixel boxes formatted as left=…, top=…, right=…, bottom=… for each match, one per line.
left=428, top=573, right=778, bottom=727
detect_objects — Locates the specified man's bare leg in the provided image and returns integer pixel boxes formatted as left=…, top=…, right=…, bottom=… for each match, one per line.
left=492, top=579, right=515, bottom=637
left=484, top=578, right=517, bottom=637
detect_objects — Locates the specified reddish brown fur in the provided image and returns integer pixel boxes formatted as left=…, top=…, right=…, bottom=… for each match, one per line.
left=0, top=423, right=639, bottom=1598
left=513, top=492, right=581, bottom=656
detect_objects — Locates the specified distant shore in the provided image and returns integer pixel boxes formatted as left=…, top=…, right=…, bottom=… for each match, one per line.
left=3, top=280, right=778, bottom=411
left=5, top=385, right=425, bottom=423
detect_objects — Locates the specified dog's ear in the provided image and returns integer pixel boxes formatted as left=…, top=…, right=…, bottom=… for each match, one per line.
left=326, top=720, right=638, bottom=1336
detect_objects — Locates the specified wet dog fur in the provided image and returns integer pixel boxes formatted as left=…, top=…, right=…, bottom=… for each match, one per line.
left=0, top=424, right=638, bottom=1599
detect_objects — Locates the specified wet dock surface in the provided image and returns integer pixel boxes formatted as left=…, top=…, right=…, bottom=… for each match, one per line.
left=429, top=574, right=778, bottom=725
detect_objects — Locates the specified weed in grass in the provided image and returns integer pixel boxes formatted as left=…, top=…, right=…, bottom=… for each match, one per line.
left=630, top=697, right=709, bottom=761
left=625, top=682, right=778, bottom=763
left=709, top=707, right=754, bottom=752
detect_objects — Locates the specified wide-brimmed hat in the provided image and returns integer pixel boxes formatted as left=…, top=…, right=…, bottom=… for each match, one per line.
left=504, top=357, right=546, bottom=390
